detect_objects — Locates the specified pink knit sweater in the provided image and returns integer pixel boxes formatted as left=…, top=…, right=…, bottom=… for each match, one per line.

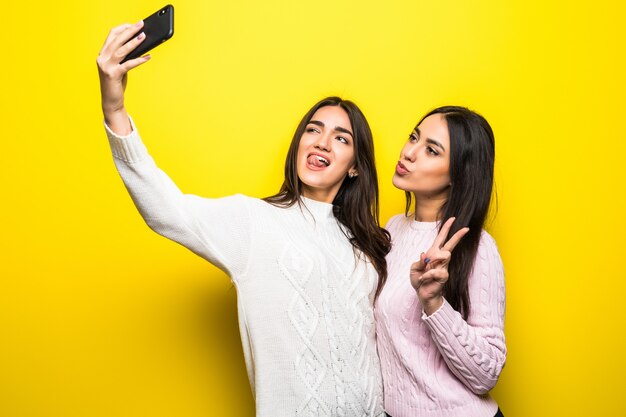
left=375, top=215, right=506, bottom=417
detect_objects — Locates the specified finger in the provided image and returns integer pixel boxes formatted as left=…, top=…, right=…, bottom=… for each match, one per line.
left=411, top=258, right=426, bottom=273
left=443, top=227, right=470, bottom=252
left=420, top=251, right=432, bottom=268
left=100, top=23, right=133, bottom=54
left=434, top=217, right=456, bottom=248
left=107, top=21, right=145, bottom=58
left=116, top=31, right=148, bottom=61
left=422, top=250, right=451, bottom=269
left=120, top=54, right=152, bottom=72
left=416, top=270, right=447, bottom=290
left=419, top=268, right=449, bottom=284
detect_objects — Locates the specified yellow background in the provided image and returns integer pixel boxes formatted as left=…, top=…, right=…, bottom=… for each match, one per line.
left=1, top=1, right=624, bottom=416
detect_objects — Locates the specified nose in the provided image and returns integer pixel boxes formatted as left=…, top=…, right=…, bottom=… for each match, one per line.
left=402, top=142, right=417, bottom=162
left=314, top=132, right=331, bottom=152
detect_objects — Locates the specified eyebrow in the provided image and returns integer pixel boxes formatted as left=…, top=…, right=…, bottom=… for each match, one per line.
left=414, top=127, right=445, bottom=152
left=309, top=120, right=354, bottom=138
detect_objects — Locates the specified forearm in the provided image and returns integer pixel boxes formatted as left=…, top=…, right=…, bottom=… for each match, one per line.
left=422, top=296, right=444, bottom=316
left=106, top=121, right=206, bottom=251
left=423, top=300, right=506, bottom=394
left=104, top=119, right=251, bottom=276
left=99, top=73, right=132, bottom=136
left=103, top=107, right=132, bottom=136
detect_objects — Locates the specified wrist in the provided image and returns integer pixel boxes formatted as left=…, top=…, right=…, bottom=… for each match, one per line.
left=102, top=100, right=126, bottom=117
left=421, top=296, right=444, bottom=316
left=99, top=77, right=126, bottom=116
left=103, top=107, right=132, bottom=137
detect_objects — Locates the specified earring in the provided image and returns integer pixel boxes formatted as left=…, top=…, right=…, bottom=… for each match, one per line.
left=349, top=170, right=358, bottom=178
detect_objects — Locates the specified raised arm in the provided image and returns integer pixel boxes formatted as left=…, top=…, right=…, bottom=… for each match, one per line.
left=97, top=24, right=251, bottom=278
left=410, top=221, right=506, bottom=394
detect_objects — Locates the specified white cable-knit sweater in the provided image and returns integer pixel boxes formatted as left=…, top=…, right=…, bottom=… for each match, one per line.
left=104, top=120, right=385, bottom=417
left=375, top=215, right=506, bottom=417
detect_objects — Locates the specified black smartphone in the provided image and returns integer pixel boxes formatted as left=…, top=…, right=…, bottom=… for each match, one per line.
left=121, top=4, right=174, bottom=63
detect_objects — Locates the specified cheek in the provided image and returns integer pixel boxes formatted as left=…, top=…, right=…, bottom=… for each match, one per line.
left=432, top=163, right=450, bottom=183
left=340, top=147, right=356, bottom=168
left=417, top=161, right=450, bottom=187
left=296, top=137, right=312, bottom=160
left=296, top=137, right=308, bottom=155
left=433, top=159, right=449, bottom=175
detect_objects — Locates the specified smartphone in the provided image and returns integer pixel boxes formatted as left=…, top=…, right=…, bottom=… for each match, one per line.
left=121, top=4, right=174, bottom=63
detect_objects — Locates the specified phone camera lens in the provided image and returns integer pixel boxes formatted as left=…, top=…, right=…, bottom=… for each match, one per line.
left=159, top=9, right=166, bottom=15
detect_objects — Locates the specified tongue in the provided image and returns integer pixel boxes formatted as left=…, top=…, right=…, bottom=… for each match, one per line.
left=308, top=155, right=327, bottom=167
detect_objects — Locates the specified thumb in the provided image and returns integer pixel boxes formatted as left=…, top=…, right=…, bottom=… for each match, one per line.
left=412, top=252, right=430, bottom=272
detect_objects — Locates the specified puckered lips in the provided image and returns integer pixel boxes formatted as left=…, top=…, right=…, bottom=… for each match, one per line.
left=306, top=152, right=331, bottom=170
left=396, top=161, right=409, bottom=176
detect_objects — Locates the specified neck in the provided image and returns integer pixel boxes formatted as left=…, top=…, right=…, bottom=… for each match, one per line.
left=302, top=186, right=339, bottom=204
left=413, top=193, right=447, bottom=222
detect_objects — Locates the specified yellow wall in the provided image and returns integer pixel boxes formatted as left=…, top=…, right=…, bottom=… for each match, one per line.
left=1, top=1, right=624, bottom=416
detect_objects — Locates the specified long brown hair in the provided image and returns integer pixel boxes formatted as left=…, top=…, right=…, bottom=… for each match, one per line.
left=265, top=97, right=391, bottom=297
left=406, top=106, right=495, bottom=319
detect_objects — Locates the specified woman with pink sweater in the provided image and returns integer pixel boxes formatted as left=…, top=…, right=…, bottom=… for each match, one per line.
left=375, top=106, right=506, bottom=417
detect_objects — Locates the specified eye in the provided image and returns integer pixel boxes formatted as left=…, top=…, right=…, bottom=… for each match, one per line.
left=409, top=133, right=418, bottom=142
left=336, top=136, right=349, bottom=144
left=426, top=146, right=439, bottom=156
left=306, top=127, right=320, bottom=134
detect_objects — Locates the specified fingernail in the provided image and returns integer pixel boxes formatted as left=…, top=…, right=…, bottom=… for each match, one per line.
left=424, top=258, right=431, bottom=264
left=136, top=32, right=145, bottom=40
left=136, top=20, right=143, bottom=26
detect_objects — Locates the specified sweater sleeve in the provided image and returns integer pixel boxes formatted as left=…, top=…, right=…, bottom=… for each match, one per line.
left=104, top=118, right=251, bottom=279
left=421, top=231, right=506, bottom=394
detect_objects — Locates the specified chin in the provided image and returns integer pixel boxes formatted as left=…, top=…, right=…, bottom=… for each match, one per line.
left=392, top=175, right=410, bottom=192
left=298, top=174, right=325, bottom=190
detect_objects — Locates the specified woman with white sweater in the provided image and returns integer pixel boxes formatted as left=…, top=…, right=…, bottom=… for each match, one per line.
left=375, top=106, right=506, bottom=417
left=97, top=22, right=391, bottom=417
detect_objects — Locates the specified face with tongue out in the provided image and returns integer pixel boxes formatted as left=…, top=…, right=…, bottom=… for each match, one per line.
left=296, top=105, right=356, bottom=203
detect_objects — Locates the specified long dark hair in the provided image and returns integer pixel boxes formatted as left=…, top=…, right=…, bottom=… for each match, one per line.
left=405, top=106, right=495, bottom=319
left=265, top=97, right=391, bottom=297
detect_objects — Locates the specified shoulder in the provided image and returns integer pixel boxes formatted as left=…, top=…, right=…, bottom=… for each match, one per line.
left=231, top=194, right=289, bottom=216
left=230, top=194, right=255, bottom=204
left=208, top=193, right=254, bottom=207
left=196, top=194, right=258, bottom=216
left=478, top=230, right=501, bottom=257
left=384, top=213, right=410, bottom=232
left=227, top=194, right=282, bottom=207
left=473, top=229, right=504, bottom=275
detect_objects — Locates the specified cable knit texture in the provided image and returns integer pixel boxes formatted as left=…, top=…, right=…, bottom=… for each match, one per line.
left=375, top=215, right=506, bottom=417
left=104, top=119, right=384, bottom=417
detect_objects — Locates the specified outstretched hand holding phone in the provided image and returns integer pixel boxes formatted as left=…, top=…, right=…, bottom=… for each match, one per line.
left=96, top=5, right=174, bottom=136
left=97, top=21, right=150, bottom=136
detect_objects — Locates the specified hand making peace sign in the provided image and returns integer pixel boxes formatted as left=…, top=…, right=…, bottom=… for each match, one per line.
left=410, top=217, right=469, bottom=315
